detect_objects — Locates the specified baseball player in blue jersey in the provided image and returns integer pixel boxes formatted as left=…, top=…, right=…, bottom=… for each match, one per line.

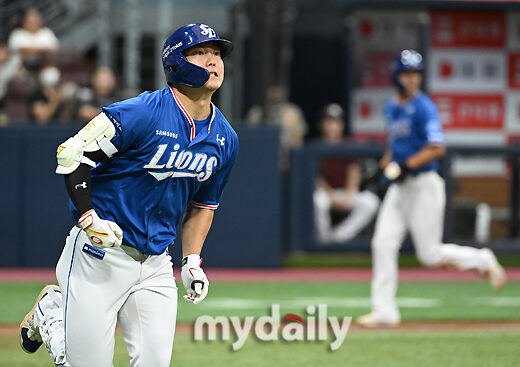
left=356, top=50, right=507, bottom=328
left=19, top=23, right=238, bottom=366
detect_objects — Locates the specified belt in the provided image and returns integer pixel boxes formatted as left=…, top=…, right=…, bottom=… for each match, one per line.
left=121, top=244, right=150, bottom=263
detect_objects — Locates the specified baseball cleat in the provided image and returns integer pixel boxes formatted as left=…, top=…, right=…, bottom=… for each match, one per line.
left=20, top=285, right=61, bottom=353
left=482, top=249, right=507, bottom=291
left=355, top=313, right=400, bottom=328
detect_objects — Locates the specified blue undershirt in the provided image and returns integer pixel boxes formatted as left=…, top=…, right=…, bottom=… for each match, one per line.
left=193, top=115, right=211, bottom=135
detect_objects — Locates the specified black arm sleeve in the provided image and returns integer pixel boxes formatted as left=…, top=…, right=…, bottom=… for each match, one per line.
left=64, top=150, right=109, bottom=216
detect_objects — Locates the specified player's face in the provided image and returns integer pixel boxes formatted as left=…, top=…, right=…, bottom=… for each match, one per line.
left=398, top=71, right=421, bottom=96
left=184, top=42, right=224, bottom=90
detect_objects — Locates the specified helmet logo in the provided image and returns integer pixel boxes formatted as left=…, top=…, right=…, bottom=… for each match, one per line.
left=199, top=24, right=216, bottom=38
left=401, top=50, right=422, bottom=68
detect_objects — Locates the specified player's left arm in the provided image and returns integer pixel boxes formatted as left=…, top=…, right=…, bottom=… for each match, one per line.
left=384, top=143, right=444, bottom=182
left=405, top=99, right=445, bottom=169
left=181, top=132, right=239, bottom=304
left=404, top=144, right=445, bottom=170
left=182, top=205, right=214, bottom=258
left=180, top=205, right=213, bottom=304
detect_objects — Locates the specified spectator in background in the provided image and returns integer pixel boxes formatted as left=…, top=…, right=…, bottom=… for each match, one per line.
left=29, top=64, right=75, bottom=125
left=8, top=8, right=59, bottom=69
left=76, top=66, right=118, bottom=122
left=313, top=103, right=380, bottom=244
left=246, top=84, right=307, bottom=152
left=0, top=42, right=22, bottom=126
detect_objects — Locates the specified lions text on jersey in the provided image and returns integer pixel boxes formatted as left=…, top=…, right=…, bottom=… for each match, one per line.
left=384, top=91, right=444, bottom=174
left=70, top=87, right=238, bottom=255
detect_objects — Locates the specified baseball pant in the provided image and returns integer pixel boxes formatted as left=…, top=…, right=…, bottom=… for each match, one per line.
left=55, top=226, right=177, bottom=367
left=314, top=187, right=380, bottom=243
left=371, top=171, right=495, bottom=322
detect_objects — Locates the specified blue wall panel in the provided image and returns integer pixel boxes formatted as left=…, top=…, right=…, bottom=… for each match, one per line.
left=0, top=129, right=22, bottom=266
left=0, top=126, right=281, bottom=268
left=22, top=128, right=77, bottom=267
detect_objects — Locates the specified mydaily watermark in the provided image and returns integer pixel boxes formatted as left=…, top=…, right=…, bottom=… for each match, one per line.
left=193, top=304, right=352, bottom=351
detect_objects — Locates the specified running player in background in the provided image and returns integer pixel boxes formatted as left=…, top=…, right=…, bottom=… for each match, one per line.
left=356, top=50, right=507, bottom=328
left=19, top=23, right=238, bottom=366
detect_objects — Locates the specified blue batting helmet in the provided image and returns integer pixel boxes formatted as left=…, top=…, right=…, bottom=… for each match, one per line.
left=391, top=49, right=423, bottom=90
left=162, top=23, right=233, bottom=88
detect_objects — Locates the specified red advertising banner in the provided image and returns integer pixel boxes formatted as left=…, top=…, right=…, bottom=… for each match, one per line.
left=430, top=11, right=505, bottom=48
left=431, top=94, right=504, bottom=129
left=509, top=53, right=520, bottom=89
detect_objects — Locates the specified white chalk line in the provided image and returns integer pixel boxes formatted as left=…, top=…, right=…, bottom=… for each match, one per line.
left=199, top=297, right=440, bottom=309
left=199, top=297, right=520, bottom=310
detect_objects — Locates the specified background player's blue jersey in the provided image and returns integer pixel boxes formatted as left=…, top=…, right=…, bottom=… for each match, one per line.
left=70, top=87, right=239, bottom=255
left=384, top=92, right=444, bottom=175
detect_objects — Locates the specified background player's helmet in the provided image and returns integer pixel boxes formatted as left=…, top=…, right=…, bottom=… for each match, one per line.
left=391, top=49, right=423, bottom=91
left=162, top=23, right=233, bottom=88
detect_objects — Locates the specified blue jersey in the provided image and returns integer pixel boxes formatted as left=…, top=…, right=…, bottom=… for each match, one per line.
left=384, top=92, right=444, bottom=174
left=71, top=87, right=239, bottom=255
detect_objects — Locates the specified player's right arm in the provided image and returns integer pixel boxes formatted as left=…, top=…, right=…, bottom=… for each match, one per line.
left=55, top=113, right=123, bottom=249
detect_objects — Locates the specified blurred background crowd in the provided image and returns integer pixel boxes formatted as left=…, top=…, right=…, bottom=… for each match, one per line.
left=2, top=0, right=520, bottom=267
left=0, top=6, right=123, bottom=127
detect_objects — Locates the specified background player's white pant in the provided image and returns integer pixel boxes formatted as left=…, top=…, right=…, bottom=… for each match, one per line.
left=371, top=171, right=496, bottom=322
left=314, top=187, right=380, bottom=243
left=55, top=226, right=177, bottom=367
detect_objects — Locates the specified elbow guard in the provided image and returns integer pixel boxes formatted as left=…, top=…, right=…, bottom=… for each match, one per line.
left=56, top=113, right=119, bottom=174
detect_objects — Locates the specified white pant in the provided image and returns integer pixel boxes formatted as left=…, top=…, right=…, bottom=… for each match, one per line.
left=55, top=226, right=177, bottom=367
left=314, top=187, right=380, bottom=243
left=371, top=171, right=495, bottom=322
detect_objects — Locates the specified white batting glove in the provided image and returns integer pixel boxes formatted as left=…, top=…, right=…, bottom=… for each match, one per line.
left=78, top=210, right=123, bottom=249
left=181, top=254, right=209, bottom=304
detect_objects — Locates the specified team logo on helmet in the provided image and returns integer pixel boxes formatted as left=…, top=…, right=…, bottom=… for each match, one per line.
left=400, top=50, right=422, bottom=68
left=199, top=24, right=216, bottom=38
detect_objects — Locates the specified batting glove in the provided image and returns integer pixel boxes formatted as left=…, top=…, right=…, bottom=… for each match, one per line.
left=181, top=254, right=209, bottom=304
left=383, top=161, right=410, bottom=183
left=78, top=210, right=123, bottom=249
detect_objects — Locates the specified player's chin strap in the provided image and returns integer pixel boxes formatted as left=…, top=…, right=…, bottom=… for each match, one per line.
left=56, top=113, right=119, bottom=175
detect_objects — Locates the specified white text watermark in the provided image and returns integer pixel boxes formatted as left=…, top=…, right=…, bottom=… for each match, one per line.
left=193, top=304, right=352, bottom=351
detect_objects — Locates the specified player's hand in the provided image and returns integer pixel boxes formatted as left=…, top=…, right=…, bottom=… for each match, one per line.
left=78, top=209, right=123, bottom=249
left=383, top=162, right=409, bottom=183
left=181, top=254, right=209, bottom=304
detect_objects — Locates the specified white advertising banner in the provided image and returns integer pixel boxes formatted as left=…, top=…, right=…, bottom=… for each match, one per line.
left=350, top=88, right=393, bottom=134
left=352, top=10, right=420, bottom=50
left=427, top=49, right=506, bottom=93
left=507, top=13, right=520, bottom=50
left=505, top=93, right=520, bottom=133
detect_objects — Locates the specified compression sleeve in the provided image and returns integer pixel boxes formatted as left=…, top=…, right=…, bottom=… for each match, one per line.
left=64, top=150, right=108, bottom=216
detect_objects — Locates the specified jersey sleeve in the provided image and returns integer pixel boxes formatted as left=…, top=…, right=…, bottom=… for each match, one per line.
left=192, top=134, right=239, bottom=210
left=420, top=99, right=445, bottom=145
left=101, top=92, right=157, bottom=154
